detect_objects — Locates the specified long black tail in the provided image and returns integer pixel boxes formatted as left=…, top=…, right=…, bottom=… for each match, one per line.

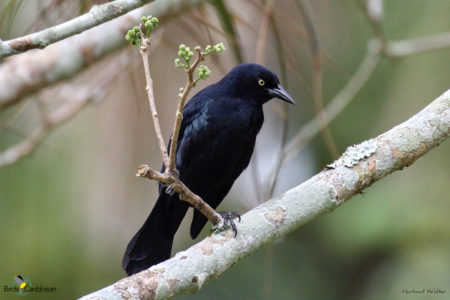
left=122, top=191, right=189, bottom=275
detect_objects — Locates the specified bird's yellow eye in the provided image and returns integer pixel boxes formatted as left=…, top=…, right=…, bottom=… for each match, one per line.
left=258, top=79, right=265, bottom=86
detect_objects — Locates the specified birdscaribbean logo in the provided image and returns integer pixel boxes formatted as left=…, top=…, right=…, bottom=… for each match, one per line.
left=3, top=275, right=57, bottom=296
left=13, top=275, right=31, bottom=296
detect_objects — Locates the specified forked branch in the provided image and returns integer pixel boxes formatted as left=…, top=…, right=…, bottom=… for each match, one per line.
left=125, top=17, right=225, bottom=226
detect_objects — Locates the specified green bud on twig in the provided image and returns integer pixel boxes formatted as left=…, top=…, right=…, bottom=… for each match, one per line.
left=174, top=58, right=186, bottom=68
left=174, top=42, right=225, bottom=92
left=178, top=44, right=195, bottom=65
left=214, top=42, right=226, bottom=53
left=204, top=42, right=226, bottom=56
left=125, top=15, right=159, bottom=47
left=197, top=65, right=211, bottom=80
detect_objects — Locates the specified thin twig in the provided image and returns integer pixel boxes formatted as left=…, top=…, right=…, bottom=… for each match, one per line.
left=265, top=8, right=290, bottom=199
left=255, top=0, right=274, bottom=63
left=269, top=0, right=450, bottom=182
left=0, top=89, right=90, bottom=167
left=250, top=0, right=275, bottom=206
left=280, top=40, right=382, bottom=166
left=250, top=156, right=263, bottom=205
left=385, top=32, right=450, bottom=58
left=137, top=165, right=221, bottom=225
left=266, top=110, right=289, bottom=198
left=356, top=0, right=385, bottom=42
left=139, top=29, right=170, bottom=167
left=0, top=100, right=28, bottom=130
left=0, top=51, right=130, bottom=167
left=295, top=0, right=339, bottom=159
left=261, top=13, right=289, bottom=290
left=211, top=0, right=243, bottom=63
left=135, top=26, right=222, bottom=226
left=167, top=48, right=204, bottom=173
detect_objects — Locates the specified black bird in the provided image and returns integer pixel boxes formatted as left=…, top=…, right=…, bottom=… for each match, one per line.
left=123, top=63, right=295, bottom=275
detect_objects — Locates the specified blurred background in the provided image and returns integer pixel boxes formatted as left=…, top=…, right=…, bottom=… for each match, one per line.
left=0, top=0, right=449, bottom=299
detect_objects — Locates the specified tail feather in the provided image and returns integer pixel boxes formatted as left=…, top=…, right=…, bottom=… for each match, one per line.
left=190, top=184, right=233, bottom=239
left=122, top=192, right=189, bottom=275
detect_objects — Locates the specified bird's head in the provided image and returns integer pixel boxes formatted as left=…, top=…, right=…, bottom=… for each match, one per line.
left=222, top=63, right=295, bottom=105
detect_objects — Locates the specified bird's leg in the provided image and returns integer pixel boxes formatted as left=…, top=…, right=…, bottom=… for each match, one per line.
left=211, top=211, right=241, bottom=237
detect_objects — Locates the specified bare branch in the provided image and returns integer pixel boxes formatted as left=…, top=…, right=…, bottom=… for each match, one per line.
left=0, top=88, right=91, bottom=167
left=385, top=32, right=450, bottom=58
left=136, top=52, right=221, bottom=224
left=357, top=0, right=450, bottom=58
left=264, top=12, right=290, bottom=200
left=255, top=0, right=274, bottom=64
left=0, top=52, right=130, bottom=167
left=0, top=100, right=27, bottom=130
left=280, top=40, right=381, bottom=166
left=80, top=89, right=450, bottom=300
left=0, top=0, right=154, bottom=58
left=273, top=0, right=450, bottom=187
left=295, top=0, right=339, bottom=158
left=132, top=24, right=223, bottom=226
left=357, top=0, right=385, bottom=41
left=367, top=0, right=383, bottom=22
left=137, top=165, right=222, bottom=225
left=167, top=48, right=205, bottom=173
left=138, top=29, right=170, bottom=167
left=251, top=0, right=275, bottom=204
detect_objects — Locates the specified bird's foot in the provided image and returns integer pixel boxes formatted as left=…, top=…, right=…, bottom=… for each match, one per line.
left=163, top=184, right=176, bottom=195
left=211, top=211, right=241, bottom=237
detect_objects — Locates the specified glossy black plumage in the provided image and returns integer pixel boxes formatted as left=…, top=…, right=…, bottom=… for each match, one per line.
left=122, top=63, right=294, bottom=275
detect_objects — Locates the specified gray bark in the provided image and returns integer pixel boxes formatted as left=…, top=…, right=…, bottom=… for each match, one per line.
left=80, top=89, right=449, bottom=299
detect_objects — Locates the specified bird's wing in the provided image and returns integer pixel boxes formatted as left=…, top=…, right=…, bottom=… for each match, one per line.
left=175, top=95, right=216, bottom=184
left=158, top=92, right=213, bottom=186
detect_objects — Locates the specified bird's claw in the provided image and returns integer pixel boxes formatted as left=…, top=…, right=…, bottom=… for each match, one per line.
left=211, top=211, right=241, bottom=237
left=163, top=184, right=176, bottom=195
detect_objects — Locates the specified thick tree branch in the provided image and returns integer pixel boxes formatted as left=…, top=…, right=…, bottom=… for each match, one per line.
left=0, top=0, right=207, bottom=111
left=81, top=89, right=449, bottom=299
left=0, top=0, right=154, bottom=58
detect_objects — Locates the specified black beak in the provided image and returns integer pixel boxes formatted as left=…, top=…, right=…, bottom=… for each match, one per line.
left=268, top=84, right=295, bottom=105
